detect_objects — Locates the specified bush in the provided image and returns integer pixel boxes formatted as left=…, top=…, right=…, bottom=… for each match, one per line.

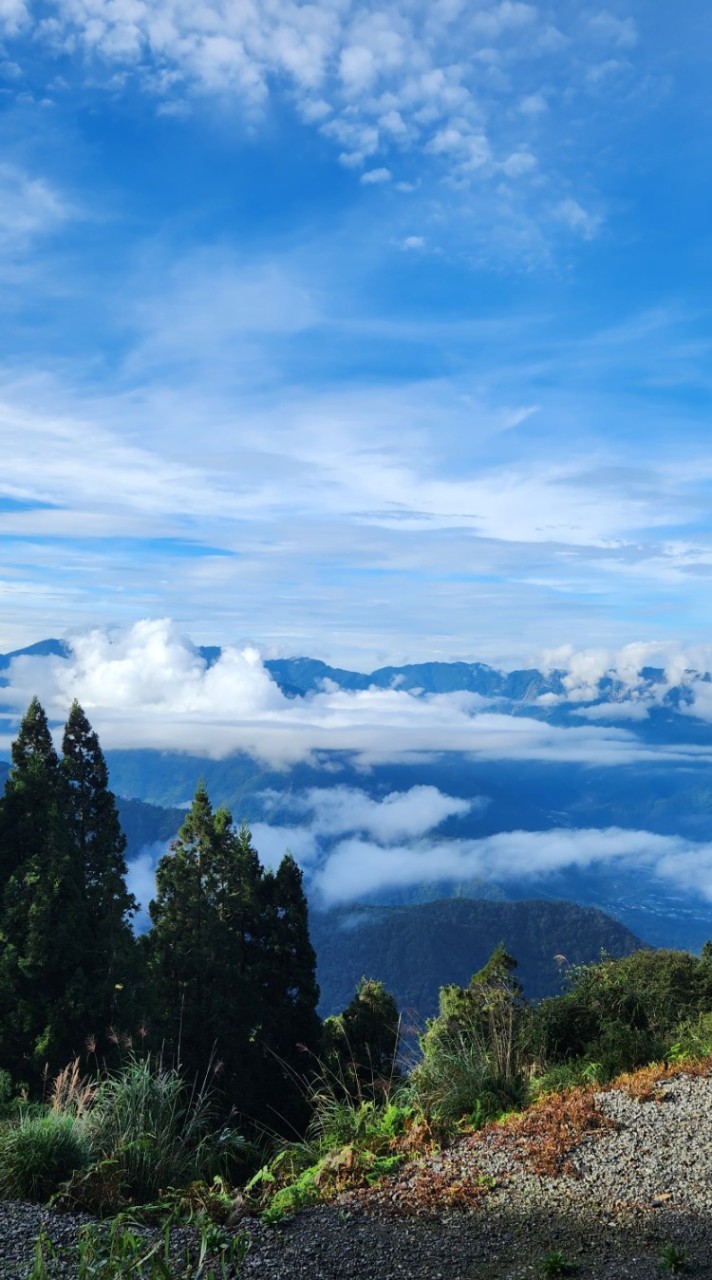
left=410, top=1025, right=526, bottom=1128
left=84, top=1055, right=246, bottom=1205
left=0, top=1111, right=91, bottom=1202
left=668, top=1011, right=712, bottom=1062
left=411, top=945, right=528, bottom=1128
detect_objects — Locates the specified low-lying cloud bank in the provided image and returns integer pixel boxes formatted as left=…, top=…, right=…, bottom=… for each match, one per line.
left=126, top=812, right=712, bottom=917
left=311, top=826, right=712, bottom=906
left=3, top=620, right=712, bottom=769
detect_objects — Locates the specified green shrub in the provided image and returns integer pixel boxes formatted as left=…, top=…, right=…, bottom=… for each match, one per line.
left=410, top=1026, right=526, bottom=1127
left=668, top=1011, right=712, bottom=1061
left=83, top=1055, right=248, bottom=1206
left=0, top=1111, right=91, bottom=1202
left=659, top=1242, right=688, bottom=1274
left=539, top=1249, right=576, bottom=1277
left=410, top=945, right=528, bottom=1129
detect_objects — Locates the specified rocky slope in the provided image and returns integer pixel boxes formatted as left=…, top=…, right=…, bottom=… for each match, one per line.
left=2, top=1067, right=712, bottom=1278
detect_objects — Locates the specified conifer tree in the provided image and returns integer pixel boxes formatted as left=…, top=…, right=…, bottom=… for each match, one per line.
left=61, top=701, right=138, bottom=1040
left=147, top=788, right=321, bottom=1125
left=0, top=699, right=86, bottom=1077
left=147, top=785, right=267, bottom=1098
left=259, top=854, right=320, bottom=1062
left=147, top=781, right=219, bottom=1073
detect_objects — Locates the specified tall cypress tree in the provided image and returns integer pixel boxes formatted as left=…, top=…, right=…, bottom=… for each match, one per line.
left=61, top=701, right=138, bottom=1042
left=0, top=699, right=86, bottom=1078
left=147, top=781, right=219, bottom=1074
left=147, top=789, right=320, bottom=1126
left=254, top=854, right=320, bottom=1130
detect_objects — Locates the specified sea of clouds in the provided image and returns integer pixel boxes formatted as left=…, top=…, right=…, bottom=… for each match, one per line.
left=3, top=619, right=712, bottom=770
left=4, top=619, right=712, bottom=917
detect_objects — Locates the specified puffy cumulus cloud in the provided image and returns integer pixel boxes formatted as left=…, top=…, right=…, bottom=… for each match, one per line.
left=540, top=641, right=712, bottom=711
left=360, top=167, right=391, bottom=184
left=5, top=620, right=712, bottom=768
left=268, top=784, right=474, bottom=842
left=0, top=0, right=29, bottom=34
left=312, top=826, right=712, bottom=907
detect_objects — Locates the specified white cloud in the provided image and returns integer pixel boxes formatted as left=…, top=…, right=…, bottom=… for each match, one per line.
left=471, top=2, right=538, bottom=39
left=2, top=620, right=712, bottom=769
left=401, top=234, right=425, bottom=250
left=586, top=10, right=638, bottom=49
left=360, top=167, right=392, bottom=184
left=279, top=784, right=473, bottom=842
left=0, top=165, right=72, bottom=247
left=501, top=149, right=537, bottom=178
left=4, top=0, right=646, bottom=227
left=540, top=641, right=712, bottom=708
left=553, top=197, right=603, bottom=239
left=312, top=825, right=712, bottom=907
left=519, top=92, right=548, bottom=115
left=0, top=0, right=29, bottom=34
left=126, top=841, right=168, bottom=930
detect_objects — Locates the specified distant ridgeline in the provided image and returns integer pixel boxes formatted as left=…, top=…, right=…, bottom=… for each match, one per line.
left=311, top=898, right=642, bottom=1018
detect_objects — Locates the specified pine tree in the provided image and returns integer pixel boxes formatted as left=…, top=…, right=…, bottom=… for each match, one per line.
left=0, top=699, right=86, bottom=1078
left=147, top=781, right=219, bottom=1073
left=61, top=701, right=138, bottom=1043
left=254, top=853, right=320, bottom=1129
left=147, top=790, right=321, bottom=1125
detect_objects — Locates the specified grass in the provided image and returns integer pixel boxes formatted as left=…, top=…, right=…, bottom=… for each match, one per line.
left=29, top=1216, right=251, bottom=1279
left=659, top=1243, right=689, bottom=1275
left=0, top=1054, right=252, bottom=1215
left=62, top=1054, right=250, bottom=1212
left=0, top=1111, right=92, bottom=1202
left=539, top=1250, right=577, bottom=1277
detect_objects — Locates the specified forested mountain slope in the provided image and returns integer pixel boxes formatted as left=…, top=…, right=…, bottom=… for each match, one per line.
left=311, top=897, right=642, bottom=1017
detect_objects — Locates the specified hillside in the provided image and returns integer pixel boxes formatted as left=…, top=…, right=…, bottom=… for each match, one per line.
left=235, top=1065, right=712, bottom=1279
left=311, top=897, right=642, bottom=1017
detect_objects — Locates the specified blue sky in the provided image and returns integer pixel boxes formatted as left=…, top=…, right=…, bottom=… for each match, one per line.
left=1, top=0, right=712, bottom=668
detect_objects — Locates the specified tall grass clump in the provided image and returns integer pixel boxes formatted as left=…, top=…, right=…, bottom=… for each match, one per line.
left=84, top=1054, right=244, bottom=1204
left=0, top=1112, right=92, bottom=1201
left=410, top=1024, right=526, bottom=1128
left=410, top=944, right=528, bottom=1131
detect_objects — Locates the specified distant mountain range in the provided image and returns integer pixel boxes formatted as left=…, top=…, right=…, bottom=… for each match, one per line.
left=2, top=639, right=712, bottom=964
left=1, top=637, right=706, bottom=713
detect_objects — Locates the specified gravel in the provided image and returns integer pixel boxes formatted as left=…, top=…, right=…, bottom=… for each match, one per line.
left=3, top=1072, right=712, bottom=1278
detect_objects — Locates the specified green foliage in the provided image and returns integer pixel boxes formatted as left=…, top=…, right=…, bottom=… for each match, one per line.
left=247, top=1041, right=414, bottom=1221
left=147, top=788, right=320, bottom=1129
left=659, top=1243, right=689, bottom=1274
left=0, top=699, right=143, bottom=1081
left=539, top=1249, right=577, bottom=1277
left=531, top=947, right=712, bottom=1081
left=667, top=1011, right=712, bottom=1062
left=30, top=1215, right=251, bottom=1280
left=412, top=945, right=527, bottom=1128
left=321, top=978, right=401, bottom=1100
left=83, top=1055, right=245, bottom=1207
left=61, top=700, right=140, bottom=1040
left=0, top=1111, right=91, bottom=1201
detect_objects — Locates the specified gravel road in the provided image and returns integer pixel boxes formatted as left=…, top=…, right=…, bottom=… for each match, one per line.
left=2, top=1071, right=712, bottom=1279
